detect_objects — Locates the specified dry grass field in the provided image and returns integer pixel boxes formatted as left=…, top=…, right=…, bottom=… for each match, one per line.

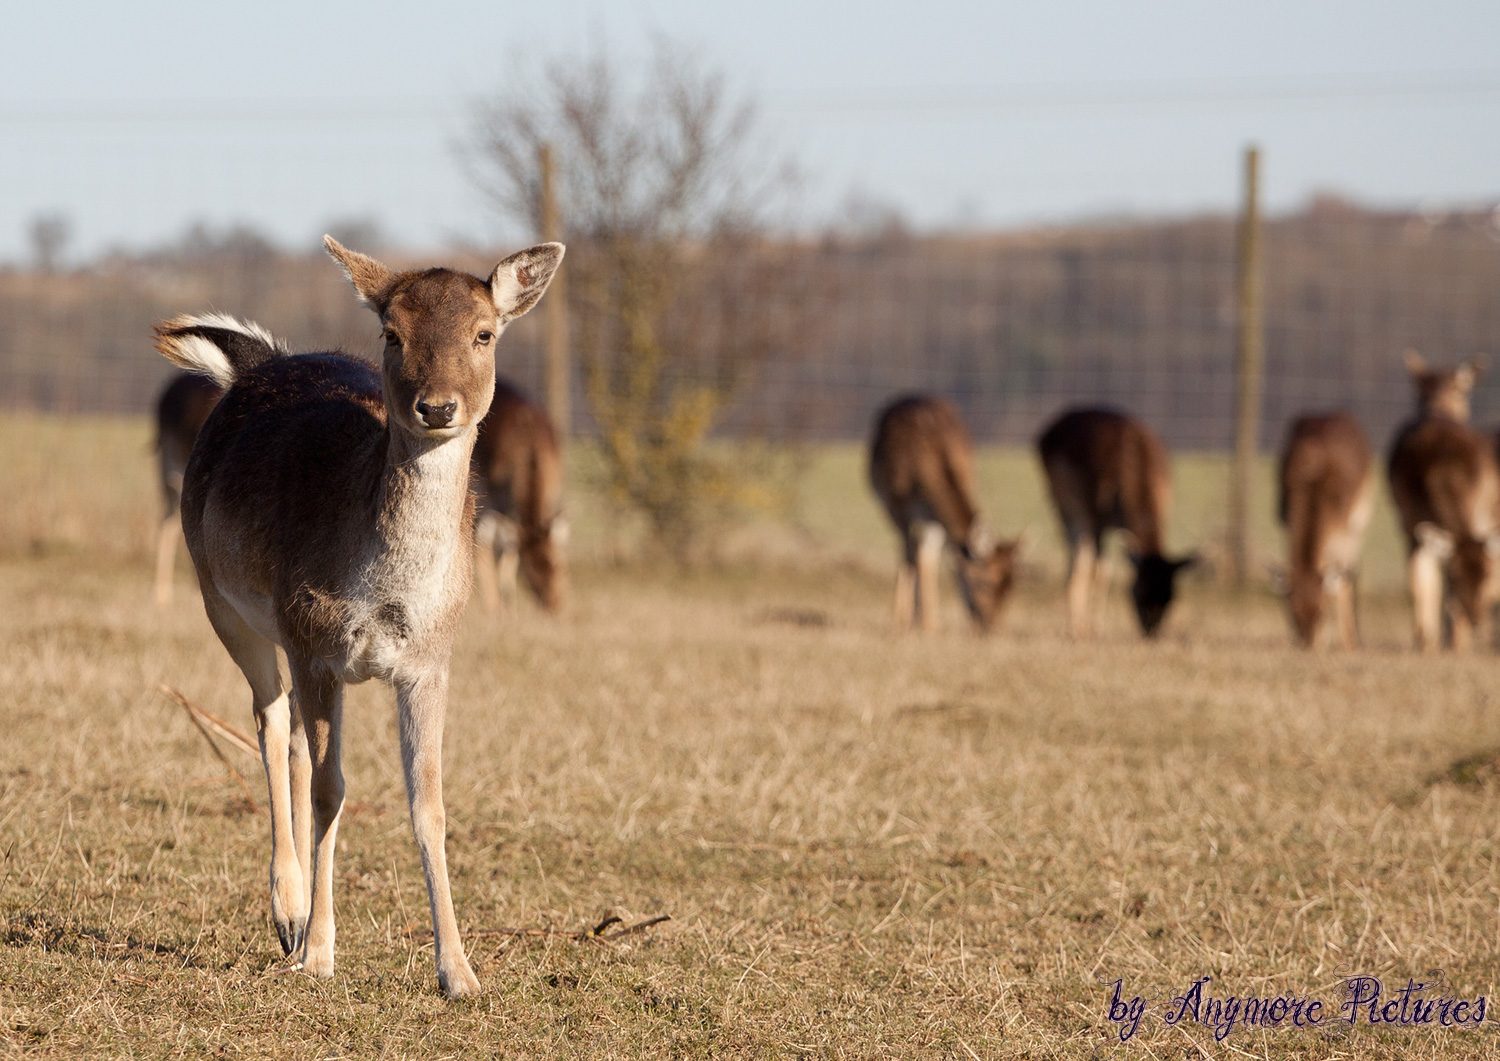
left=4, top=415, right=1500, bottom=1058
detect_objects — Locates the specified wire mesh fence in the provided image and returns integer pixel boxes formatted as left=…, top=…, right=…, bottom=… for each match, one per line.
left=3, top=198, right=1499, bottom=453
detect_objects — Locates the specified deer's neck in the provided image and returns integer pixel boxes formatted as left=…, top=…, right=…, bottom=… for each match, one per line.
left=371, top=427, right=476, bottom=589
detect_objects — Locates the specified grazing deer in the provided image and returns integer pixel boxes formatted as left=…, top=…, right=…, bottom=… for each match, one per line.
left=1388, top=353, right=1500, bottom=652
left=869, top=394, right=1025, bottom=632
left=472, top=379, right=568, bottom=615
left=1037, top=407, right=1196, bottom=638
left=1277, top=412, right=1374, bottom=649
left=154, top=370, right=223, bottom=606
left=154, top=236, right=563, bottom=999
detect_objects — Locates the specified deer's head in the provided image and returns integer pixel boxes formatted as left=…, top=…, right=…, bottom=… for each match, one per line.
left=956, top=526, right=1027, bottom=633
left=1406, top=349, right=1481, bottom=424
left=1285, top=565, right=1352, bottom=648
left=325, top=237, right=563, bottom=439
left=521, top=515, right=570, bottom=613
left=1130, top=552, right=1198, bottom=637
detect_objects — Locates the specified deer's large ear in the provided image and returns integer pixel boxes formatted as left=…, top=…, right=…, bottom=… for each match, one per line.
left=1404, top=349, right=1427, bottom=377
left=1457, top=357, right=1485, bottom=391
left=324, top=236, right=398, bottom=309
left=491, top=243, right=565, bottom=323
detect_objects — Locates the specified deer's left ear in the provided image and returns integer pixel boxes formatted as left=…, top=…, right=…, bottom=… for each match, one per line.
left=491, top=243, right=565, bottom=323
left=324, top=235, right=398, bottom=310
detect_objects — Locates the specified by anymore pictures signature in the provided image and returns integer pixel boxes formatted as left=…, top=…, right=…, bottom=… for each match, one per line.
left=1102, top=971, right=1486, bottom=1044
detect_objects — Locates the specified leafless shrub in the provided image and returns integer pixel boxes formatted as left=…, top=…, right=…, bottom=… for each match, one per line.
left=471, top=41, right=803, bottom=557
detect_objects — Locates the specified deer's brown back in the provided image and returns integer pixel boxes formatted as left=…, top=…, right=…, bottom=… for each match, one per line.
left=182, top=354, right=393, bottom=604
left=869, top=395, right=980, bottom=543
left=1279, top=412, right=1372, bottom=569
left=472, top=380, right=562, bottom=530
left=1038, top=407, right=1169, bottom=554
left=156, top=372, right=224, bottom=504
left=1388, top=416, right=1500, bottom=545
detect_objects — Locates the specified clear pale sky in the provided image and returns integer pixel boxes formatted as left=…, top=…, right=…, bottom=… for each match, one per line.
left=4, top=0, right=1498, bottom=262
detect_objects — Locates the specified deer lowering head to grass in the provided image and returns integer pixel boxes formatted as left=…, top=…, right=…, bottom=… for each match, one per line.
left=154, top=236, right=563, bottom=999
left=472, top=380, right=568, bottom=615
left=1037, top=407, right=1197, bottom=638
left=1388, top=361, right=1500, bottom=652
left=153, top=370, right=223, bottom=606
left=1277, top=412, right=1374, bottom=649
left=869, top=395, right=1025, bottom=633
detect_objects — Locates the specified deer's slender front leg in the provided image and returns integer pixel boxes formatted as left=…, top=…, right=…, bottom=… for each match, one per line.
left=288, top=654, right=344, bottom=979
left=915, top=523, right=944, bottom=633
left=1067, top=537, right=1097, bottom=638
left=395, top=667, right=479, bottom=999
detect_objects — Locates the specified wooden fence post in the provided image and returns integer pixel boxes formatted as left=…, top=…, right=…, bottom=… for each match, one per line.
left=1230, top=144, right=1264, bottom=587
left=539, top=142, right=571, bottom=438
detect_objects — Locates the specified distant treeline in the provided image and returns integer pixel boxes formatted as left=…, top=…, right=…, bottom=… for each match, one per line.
left=4, top=199, right=1498, bottom=450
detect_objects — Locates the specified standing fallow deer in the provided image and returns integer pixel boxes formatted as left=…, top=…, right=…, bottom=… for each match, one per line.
left=153, top=370, right=223, bottom=606
left=869, top=395, right=1025, bottom=633
left=1388, top=353, right=1500, bottom=652
left=154, top=236, right=563, bottom=999
left=1037, top=407, right=1197, bottom=638
left=1277, top=412, right=1374, bottom=649
left=472, top=379, right=568, bottom=615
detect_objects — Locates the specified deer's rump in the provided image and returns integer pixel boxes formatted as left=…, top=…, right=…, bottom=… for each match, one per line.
left=181, top=354, right=392, bottom=630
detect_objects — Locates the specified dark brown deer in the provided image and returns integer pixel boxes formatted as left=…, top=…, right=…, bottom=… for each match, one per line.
left=1277, top=412, right=1374, bottom=649
left=1388, top=353, right=1500, bottom=652
left=472, top=379, right=567, bottom=615
left=869, top=395, right=1024, bottom=632
left=154, top=369, right=223, bottom=606
left=1037, top=407, right=1196, bottom=638
left=154, top=236, right=563, bottom=999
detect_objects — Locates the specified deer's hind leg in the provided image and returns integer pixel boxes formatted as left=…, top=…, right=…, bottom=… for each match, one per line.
left=1408, top=547, right=1444, bottom=653
left=199, top=588, right=308, bottom=955
left=892, top=559, right=916, bottom=631
left=154, top=515, right=180, bottom=607
left=286, top=650, right=344, bottom=979
left=1332, top=573, right=1359, bottom=651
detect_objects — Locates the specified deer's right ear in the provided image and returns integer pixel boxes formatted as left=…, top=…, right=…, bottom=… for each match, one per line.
left=1404, top=349, right=1427, bottom=376
left=491, top=243, right=565, bottom=323
left=1457, top=357, right=1485, bottom=391
left=324, top=236, right=397, bottom=309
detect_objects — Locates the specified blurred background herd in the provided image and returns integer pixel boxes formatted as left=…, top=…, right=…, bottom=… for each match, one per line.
left=4, top=28, right=1500, bottom=607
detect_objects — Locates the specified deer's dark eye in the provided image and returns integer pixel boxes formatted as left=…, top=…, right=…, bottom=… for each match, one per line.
left=384, top=329, right=401, bottom=346
left=476, top=330, right=494, bottom=345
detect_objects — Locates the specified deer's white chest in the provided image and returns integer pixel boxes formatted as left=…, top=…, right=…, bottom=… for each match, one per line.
left=340, top=517, right=463, bottom=683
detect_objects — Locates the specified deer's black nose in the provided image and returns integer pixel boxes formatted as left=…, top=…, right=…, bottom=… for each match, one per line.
left=416, top=399, right=458, bottom=429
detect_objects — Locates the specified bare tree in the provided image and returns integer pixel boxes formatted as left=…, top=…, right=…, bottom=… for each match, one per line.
left=471, top=41, right=799, bottom=556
